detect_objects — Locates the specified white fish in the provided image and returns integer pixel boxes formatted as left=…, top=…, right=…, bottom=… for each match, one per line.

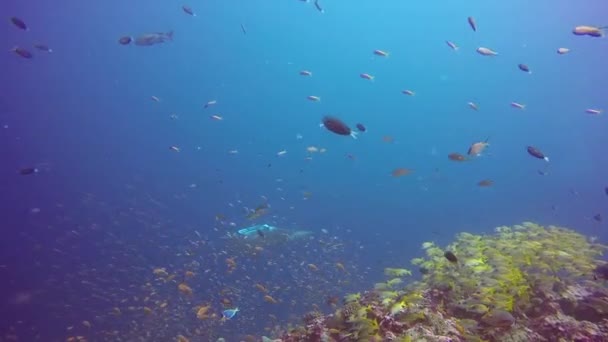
left=476, top=47, right=498, bottom=56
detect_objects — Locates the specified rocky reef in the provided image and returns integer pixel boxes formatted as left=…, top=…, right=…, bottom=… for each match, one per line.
left=272, top=222, right=608, bottom=341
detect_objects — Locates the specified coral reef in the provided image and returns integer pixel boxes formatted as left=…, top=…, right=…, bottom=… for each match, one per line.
left=273, top=222, right=608, bottom=341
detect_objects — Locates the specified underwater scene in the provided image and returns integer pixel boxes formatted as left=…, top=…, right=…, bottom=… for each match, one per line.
left=2, top=0, right=608, bottom=341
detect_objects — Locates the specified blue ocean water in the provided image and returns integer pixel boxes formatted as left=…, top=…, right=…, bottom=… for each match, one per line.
left=2, top=0, right=607, bottom=340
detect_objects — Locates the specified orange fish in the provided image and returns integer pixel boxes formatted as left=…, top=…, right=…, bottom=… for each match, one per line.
left=263, top=295, right=278, bottom=304
left=572, top=25, right=605, bottom=37
left=467, top=140, right=489, bottom=156
left=254, top=284, right=268, bottom=293
left=391, top=168, right=413, bottom=177
left=382, top=136, right=395, bottom=143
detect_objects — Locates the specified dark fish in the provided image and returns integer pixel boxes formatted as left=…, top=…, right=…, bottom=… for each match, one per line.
left=322, top=116, right=356, bottom=138
left=256, top=229, right=265, bottom=238
left=314, top=0, right=324, bottom=13
left=33, top=43, right=52, bottom=53
left=182, top=5, right=196, bottom=16
left=11, top=47, right=32, bottom=59
left=478, top=179, right=493, bottom=187
left=240, top=23, right=247, bottom=35
left=448, top=152, right=467, bottom=162
left=355, top=123, right=366, bottom=132
left=19, top=167, right=38, bottom=175
left=325, top=295, right=339, bottom=306
left=467, top=16, right=477, bottom=32
left=444, top=251, right=458, bottom=263
left=518, top=64, right=531, bottom=73
left=537, top=169, right=549, bottom=176
left=594, top=264, right=608, bottom=280
left=10, top=17, right=28, bottom=31
left=593, top=214, right=602, bottom=222
left=527, top=146, right=549, bottom=162
left=604, top=186, right=608, bottom=196
left=118, top=36, right=132, bottom=45
left=419, top=266, right=429, bottom=275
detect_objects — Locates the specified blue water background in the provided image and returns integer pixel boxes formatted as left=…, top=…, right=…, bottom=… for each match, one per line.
left=2, top=0, right=608, bottom=340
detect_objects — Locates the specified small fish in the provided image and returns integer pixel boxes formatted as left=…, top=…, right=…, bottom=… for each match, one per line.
left=518, top=64, right=531, bottom=73
left=276, top=150, right=287, bottom=156
left=33, top=43, right=52, bottom=53
left=355, top=123, right=366, bottom=132
left=182, top=5, right=196, bottom=16
left=391, top=168, right=413, bottom=177
left=299, top=70, right=312, bottom=76
left=169, top=146, right=180, bottom=152
left=467, top=16, right=477, bottom=32
left=222, top=307, right=239, bottom=320
left=537, top=169, right=549, bottom=176
left=134, top=31, right=173, bottom=46
left=401, top=89, right=415, bottom=96
left=360, top=73, right=374, bottom=81
left=510, top=102, right=526, bottom=110
left=210, top=115, right=223, bottom=121
left=204, top=100, right=217, bottom=108
left=11, top=47, right=32, bottom=59
left=10, top=17, right=28, bottom=31
left=373, top=49, right=389, bottom=57
left=593, top=214, right=602, bottom=222
left=446, top=41, right=459, bottom=51
left=527, top=146, right=549, bottom=162
left=572, top=25, right=605, bottom=37
left=240, top=23, right=247, bottom=35
left=19, top=167, right=38, bottom=175
left=321, top=116, right=357, bottom=139
left=468, top=102, right=479, bottom=111
left=256, top=229, right=265, bottom=238
left=478, top=179, right=494, bottom=187
left=118, top=36, right=132, bottom=45
left=444, top=251, right=458, bottom=263
left=307, top=95, right=321, bottom=102
left=314, top=0, right=324, bottom=13
left=557, top=47, right=570, bottom=55
left=151, top=96, right=160, bottom=102
left=476, top=47, right=498, bottom=56
left=448, top=153, right=467, bottom=162
left=605, top=187, right=608, bottom=196
left=585, top=109, right=603, bottom=115
left=468, top=140, right=489, bottom=156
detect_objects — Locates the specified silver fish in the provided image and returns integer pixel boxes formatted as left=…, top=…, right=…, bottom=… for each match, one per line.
left=134, top=31, right=174, bottom=46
